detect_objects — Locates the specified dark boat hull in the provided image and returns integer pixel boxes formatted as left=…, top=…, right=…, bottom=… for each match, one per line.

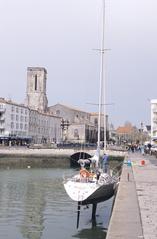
left=70, top=152, right=91, bottom=167
left=81, top=182, right=115, bottom=205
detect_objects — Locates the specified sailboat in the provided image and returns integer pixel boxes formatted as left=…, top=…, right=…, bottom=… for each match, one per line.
left=63, top=0, right=118, bottom=227
left=64, top=157, right=116, bottom=205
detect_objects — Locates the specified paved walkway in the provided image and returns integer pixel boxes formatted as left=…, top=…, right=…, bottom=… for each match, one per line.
left=106, top=153, right=157, bottom=239
left=132, top=153, right=157, bottom=239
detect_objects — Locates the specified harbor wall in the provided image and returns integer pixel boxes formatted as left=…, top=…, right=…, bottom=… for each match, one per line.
left=0, top=147, right=126, bottom=168
left=0, top=148, right=73, bottom=168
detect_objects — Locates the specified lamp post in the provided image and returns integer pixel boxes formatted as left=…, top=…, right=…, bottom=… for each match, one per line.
left=140, top=122, right=144, bottom=144
left=60, top=119, right=70, bottom=143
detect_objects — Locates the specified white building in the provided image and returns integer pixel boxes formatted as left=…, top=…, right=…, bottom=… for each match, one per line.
left=0, top=66, right=109, bottom=146
left=29, top=109, right=61, bottom=144
left=0, top=67, right=62, bottom=145
left=0, top=98, right=61, bottom=145
left=151, top=99, right=157, bottom=141
left=0, top=98, right=30, bottom=144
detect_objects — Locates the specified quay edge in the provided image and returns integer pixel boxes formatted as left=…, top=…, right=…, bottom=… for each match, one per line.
left=107, top=153, right=157, bottom=239
left=0, top=147, right=126, bottom=168
left=106, top=155, right=143, bottom=239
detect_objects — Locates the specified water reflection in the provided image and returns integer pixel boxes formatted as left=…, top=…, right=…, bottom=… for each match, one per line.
left=72, top=227, right=106, bottom=239
left=0, top=168, right=113, bottom=239
left=71, top=198, right=113, bottom=239
left=20, top=180, right=46, bottom=239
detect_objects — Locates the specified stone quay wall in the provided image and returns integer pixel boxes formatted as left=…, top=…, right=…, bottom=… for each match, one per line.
left=0, top=147, right=126, bottom=169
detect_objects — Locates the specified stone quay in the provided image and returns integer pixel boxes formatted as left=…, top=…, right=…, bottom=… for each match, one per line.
left=107, top=152, right=157, bottom=239
left=0, top=146, right=125, bottom=169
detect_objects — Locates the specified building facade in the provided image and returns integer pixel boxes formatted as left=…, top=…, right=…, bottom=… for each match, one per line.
left=49, top=103, right=108, bottom=144
left=151, top=99, right=157, bottom=141
left=115, top=122, right=150, bottom=145
left=90, top=112, right=109, bottom=141
left=48, top=103, right=94, bottom=143
left=29, top=109, right=61, bottom=144
left=26, top=67, right=48, bottom=112
left=0, top=66, right=109, bottom=146
left=0, top=98, right=61, bottom=145
left=0, top=98, right=30, bottom=145
left=48, top=103, right=91, bottom=124
left=116, top=124, right=139, bottom=144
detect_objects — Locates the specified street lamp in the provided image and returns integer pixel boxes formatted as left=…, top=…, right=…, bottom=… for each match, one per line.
left=140, top=122, right=144, bottom=144
left=60, top=119, right=70, bottom=143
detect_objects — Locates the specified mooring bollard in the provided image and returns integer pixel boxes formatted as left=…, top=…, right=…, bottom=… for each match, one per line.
left=141, top=160, right=145, bottom=166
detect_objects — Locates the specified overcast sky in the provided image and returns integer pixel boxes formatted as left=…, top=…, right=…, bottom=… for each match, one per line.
left=0, top=0, right=157, bottom=128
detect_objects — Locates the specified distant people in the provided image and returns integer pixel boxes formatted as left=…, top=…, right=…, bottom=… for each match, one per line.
left=140, top=144, right=145, bottom=155
left=131, top=145, right=135, bottom=153
left=147, top=143, right=151, bottom=154
left=102, top=153, right=109, bottom=173
left=138, top=145, right=141, bottom=153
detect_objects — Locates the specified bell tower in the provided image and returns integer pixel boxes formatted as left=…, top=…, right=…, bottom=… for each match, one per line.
left=26, top=67, right=48, bottom=112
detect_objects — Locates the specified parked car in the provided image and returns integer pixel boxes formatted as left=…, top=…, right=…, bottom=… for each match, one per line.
left=150, top=145, right=157, bottom=155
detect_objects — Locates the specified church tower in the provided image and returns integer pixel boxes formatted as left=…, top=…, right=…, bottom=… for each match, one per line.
left=26, top=67, right=48, bottom=112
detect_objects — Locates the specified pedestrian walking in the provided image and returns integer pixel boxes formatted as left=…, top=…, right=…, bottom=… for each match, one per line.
left=102, top=153, right=109, bottom=173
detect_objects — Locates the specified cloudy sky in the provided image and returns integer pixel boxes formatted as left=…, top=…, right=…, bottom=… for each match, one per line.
left=0, top=0, right=157, bottom=127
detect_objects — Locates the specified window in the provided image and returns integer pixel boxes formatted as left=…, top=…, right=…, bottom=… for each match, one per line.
left=11, top=114, right=14, bottom=120
left=56, top=110, right=60, bottom=116
left=16, top=107, right=19, bottom=113
left=16, top=123, right=19, bottom=129
left=74, top=129, right=79, bottom=138
left=11, top=122, right=14, bottom=129
left=35, top=74, right=37, bottom=91
left=94, top=118, right=98, bottom=126
left=16, top=115, right=19, bottom=121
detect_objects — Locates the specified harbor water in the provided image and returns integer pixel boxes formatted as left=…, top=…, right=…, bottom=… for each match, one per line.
left=0, top=166, right=114, bottom=239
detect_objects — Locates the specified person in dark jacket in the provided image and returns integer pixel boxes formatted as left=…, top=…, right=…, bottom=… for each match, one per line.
left=102, top=153, right=109, bottom=173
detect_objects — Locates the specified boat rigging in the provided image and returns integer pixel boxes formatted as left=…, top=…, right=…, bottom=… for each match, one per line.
left=63, top=0, right=118, bottom=228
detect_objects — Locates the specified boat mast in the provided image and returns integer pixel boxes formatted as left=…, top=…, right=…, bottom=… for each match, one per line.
left=98, top=0, right=106, bottom=153
left=103, top=0, right=107, bottom=152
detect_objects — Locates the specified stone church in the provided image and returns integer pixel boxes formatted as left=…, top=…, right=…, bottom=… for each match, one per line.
left=0, top=66, right=107, bottom=145
left=25, top=67, right=106, bottom=144
left=25, top=67, right=61, bottom=144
